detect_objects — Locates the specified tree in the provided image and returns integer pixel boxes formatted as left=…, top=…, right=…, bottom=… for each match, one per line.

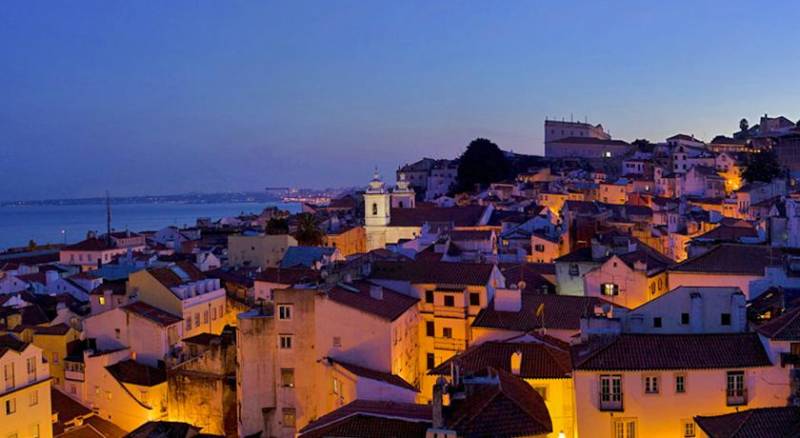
left=294, top=213, right=324, bottom=246
left=455, top=138, right=510, bottom=193
left=740, top=118, right=749, bottom=133
left=743, top=150, right=783, bottom=183
left=265, top=217, right=289, bottom=235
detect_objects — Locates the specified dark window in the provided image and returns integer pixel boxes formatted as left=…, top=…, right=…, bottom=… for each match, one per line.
left=425, top=321, right=434, bottom=337
left=569, top=264, right=580, bottom=276
left=371, top=203, right=378, bottom=216
left=721, top=313, right=732, bottom=326
left=681, top=313, right=690, bottom=325
left=534, top=244, right=545, bottom=252
left=444, top=295, right=455, bottom=307
left=425, top=290, right=434, bottom=304
left=426, top=353, right=435, bottom=370
left=469, top=293, right=480, bottom=306
left=442, top=327, right=452, bottom=338
left=653, top=317, right=662, bottom=328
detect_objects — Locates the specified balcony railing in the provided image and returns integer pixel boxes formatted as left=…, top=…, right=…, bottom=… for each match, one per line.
left=599, top=392, right=624, bottom=411
left=65, top=370, right=85, bottom=382
left=726, top=388, right=748, bottom=406
left=433, top=337, right=467, bottom=352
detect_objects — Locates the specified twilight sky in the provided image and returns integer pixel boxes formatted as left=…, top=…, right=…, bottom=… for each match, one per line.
left=2, top=1, right=799, bottom=201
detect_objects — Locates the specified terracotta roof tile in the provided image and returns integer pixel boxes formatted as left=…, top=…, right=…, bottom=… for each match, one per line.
left=473, top=293, right=625, bottom=331
left=329, top=358, right=417, bottom=391
left=755, top=306, right=800, bottom=340
left=298, top=400, right=432, bottom=438
left=695, top=406, right=800, bottom=438
left=370, top=260, right=496, bottom=286
left=572, top=333, right=772, bottom=371
left=430, top=340, right=571, bottom=379
left=388, top=206, right=486, bottom=227
left=327, top=281, right=418, bottom=321
left=120, top=301, right=182, bottom=327
left=105, top=359, right=166, bottom=386
left=671, top=244, right=780, bottom=276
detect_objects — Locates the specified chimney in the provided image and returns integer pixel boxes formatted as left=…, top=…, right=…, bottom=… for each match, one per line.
left=369, top=285, right=383, bottom=300
left=510, top=350, right=522, bottom=375
left=731, top=291, right=746, bottom=332
left=432, top=377, right=446, bottom=429
left=690, top=291, right=703, bottom=333
left=494, top=288, right=521, bottom=312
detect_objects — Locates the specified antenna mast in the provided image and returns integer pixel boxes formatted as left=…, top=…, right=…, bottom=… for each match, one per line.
left=106, top=191, right=112, bottom=245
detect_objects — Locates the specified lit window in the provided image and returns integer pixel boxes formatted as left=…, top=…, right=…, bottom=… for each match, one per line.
left=281, top=368, right=295, bottom=387
left=601, top=283, right=619, bottom=296
left=278, top=305, right=293, bottom=320
left=282, top=408, right=296, bottom=428
left=98, top=296, right=106, bottom=305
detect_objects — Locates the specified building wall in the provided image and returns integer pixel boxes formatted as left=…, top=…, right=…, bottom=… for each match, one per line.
left=583, top=256, right=668, bottom=309
left=0, top=344, right=52, bottom=438
left=574, top=367, right=789, bottom=438
left=668, top=272, right=760, bottom=299
left=31, top=328, right=80, bottom=389
left=324, top=226, right=366, bottom=257
left=228, top=234, right=297, bottom=269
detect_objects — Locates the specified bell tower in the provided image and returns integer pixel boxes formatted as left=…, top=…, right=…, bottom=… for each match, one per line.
left=391, top=172, right=416, bottom=209
left=364, top=170, right=391, bottom=227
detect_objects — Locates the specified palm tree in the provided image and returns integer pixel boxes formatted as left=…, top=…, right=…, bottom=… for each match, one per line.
left=294, top=213, right=324, bottom=246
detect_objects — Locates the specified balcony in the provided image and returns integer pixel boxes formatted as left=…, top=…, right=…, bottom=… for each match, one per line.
left=726, top=388, right=748, bottom=406
left=599, top=392, right=624, bottom=412
left=433, top=337, right=467, bottom=352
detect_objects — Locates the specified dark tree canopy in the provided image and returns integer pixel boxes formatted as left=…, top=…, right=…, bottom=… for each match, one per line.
left=294, top=213, right=325, bottom=246
left=265, top=217, right=289, bottom=235
left=456, top=138, right=510, bottom=192
left=740, top=118, right=749, bottom=132
left=743, top=150, right=783, bottom=183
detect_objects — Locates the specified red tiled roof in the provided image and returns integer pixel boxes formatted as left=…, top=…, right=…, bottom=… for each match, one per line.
left=695, top=406, right=800, bottom=438
left=327, top=282, right=418, bottom=321
left=32, top=323, right=72, bottom=336
left=0, top=334, right=28, bottom=359
left=388, top=206, right=486, bottom=227
left=473, top=294, right=625, bottom=331
left=693, top=224, right=758, bottom=242
left=329, top=358, right=417, bottom=391
left=498, top=263, right=556, bottom=293
left=430, top=340, right=571, bottom=379
left=89, top=280, right=127, bottom=296
left=449, top=230, right=493, bottom=241
left=51, top=387, right=92, bottom=435
left=105, top=359, right=166, bottom=386
left=572, top=333, right=772, bottom=371
left=255, top=267, right=320, bottom=285
left=670, top=244, right=779, bottom=276
left=298, top=400, right=432, bottom=438
left=755, top=306, right=800, bottom=341
left=147, top=261, right=205, bottom=288
left=370, top=260, right=496, bottom=286
left=447, top=368, right=552, bottom=437
left=120, top=301, right=182, bottom=327
left=63, top=238, right=115, bottom=252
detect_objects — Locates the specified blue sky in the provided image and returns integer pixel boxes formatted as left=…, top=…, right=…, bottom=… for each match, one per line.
left=1, top=1, right=799, bottom=201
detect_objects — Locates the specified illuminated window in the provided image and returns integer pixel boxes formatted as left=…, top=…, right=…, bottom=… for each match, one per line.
left=98, top=296, right=106, bottom=305
left=282, top=408, right=296, bottom=428
left=601, top=283, right=619, bottom=296
left=281, top=368, right=294, bottom=387
left=682, top=421, right=696, bottom=437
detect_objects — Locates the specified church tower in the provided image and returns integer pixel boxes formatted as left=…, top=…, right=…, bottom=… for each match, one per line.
left=391, top=172, right=416, bottom=209
left=364, top=170, right=391, bottom=227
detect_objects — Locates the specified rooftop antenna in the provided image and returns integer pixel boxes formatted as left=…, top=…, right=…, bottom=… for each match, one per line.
left=105, top=191, right=112, bottom=246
